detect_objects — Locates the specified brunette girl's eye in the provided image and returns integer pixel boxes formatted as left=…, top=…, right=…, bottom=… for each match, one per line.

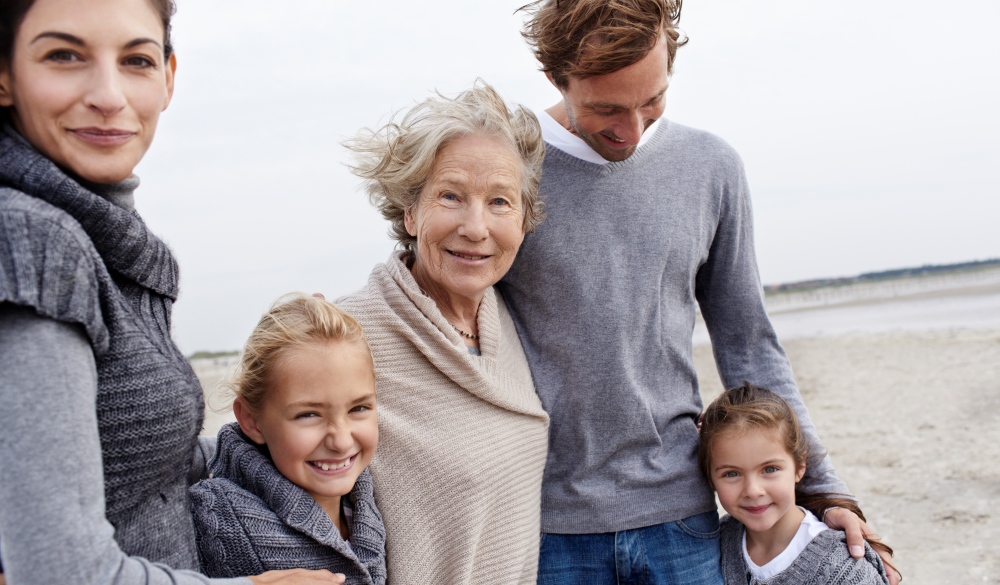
left=763, top=465, right=779, bottom=474
left=350, top=404, right=373, bottom=414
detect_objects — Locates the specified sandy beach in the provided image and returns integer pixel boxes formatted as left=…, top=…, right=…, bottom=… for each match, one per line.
left=194, top=270, right=1000, bottom=584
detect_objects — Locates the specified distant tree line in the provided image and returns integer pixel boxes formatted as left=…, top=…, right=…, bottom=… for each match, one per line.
left=187, top=350, right=240, bottom=360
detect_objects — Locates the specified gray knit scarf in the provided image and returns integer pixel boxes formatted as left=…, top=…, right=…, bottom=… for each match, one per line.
left=191, top=423, right=386, bottom=583
left=0, top=127, right=205, bottom=569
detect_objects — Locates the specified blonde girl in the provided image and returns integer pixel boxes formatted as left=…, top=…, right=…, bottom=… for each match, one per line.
left=190, top=294, right=385, bottom=584
left=698, top=383, right=896, bottom=585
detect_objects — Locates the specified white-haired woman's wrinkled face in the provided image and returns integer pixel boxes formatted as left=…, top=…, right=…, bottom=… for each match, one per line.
left=405, top=133, right=525, bottom=304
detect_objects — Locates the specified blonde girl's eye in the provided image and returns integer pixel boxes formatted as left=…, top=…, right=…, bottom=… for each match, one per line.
left=763, top=465, right=779, bottom=474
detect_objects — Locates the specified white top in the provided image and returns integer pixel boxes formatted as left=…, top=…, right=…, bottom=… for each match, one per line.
left=537, top=110, right=662, bottom=165
left=742, top=507, right=830, bottom=581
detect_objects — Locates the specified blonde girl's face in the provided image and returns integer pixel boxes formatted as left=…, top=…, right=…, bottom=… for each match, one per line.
left=709, top=428, right=806, bottom=540
left=0, top=0, right=175, bottom=183
left=238, top=340, right=378, bottom=519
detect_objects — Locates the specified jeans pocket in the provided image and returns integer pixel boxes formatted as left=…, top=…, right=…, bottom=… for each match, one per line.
left=676, top=510, right=721, bottom=538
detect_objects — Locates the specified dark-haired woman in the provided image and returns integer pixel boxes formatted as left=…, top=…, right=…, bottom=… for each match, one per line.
left=0, top=1, right=342, bottom=583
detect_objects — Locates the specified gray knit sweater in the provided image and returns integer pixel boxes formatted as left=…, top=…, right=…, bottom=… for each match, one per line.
left=498, top=119, right=850, bottom=533
left=719, top=515, right=888, bottom=584
left=0, top=127, right=243, bottom=583
left=190, top=423, right=386, bottom=583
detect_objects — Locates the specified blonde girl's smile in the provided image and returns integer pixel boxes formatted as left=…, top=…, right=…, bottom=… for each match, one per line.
left=234, top=339, right=378, bottom=521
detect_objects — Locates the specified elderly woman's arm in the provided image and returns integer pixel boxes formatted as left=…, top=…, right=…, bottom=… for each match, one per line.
left=0, top=304, right=248, bottom=585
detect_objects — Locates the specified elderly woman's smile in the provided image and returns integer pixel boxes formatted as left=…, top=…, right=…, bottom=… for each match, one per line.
left=404, top=133, right=526, bottom=307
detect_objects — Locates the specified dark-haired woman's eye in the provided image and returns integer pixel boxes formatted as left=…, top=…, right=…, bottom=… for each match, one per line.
left=45, top=50, right=80, bottom=63
left=124, top=55, right=156, bottom=68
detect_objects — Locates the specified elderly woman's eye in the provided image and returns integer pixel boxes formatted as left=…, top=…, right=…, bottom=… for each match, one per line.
left=491, top=197, right=509, bottom=206
left=442, top=192, right=458, bottom=200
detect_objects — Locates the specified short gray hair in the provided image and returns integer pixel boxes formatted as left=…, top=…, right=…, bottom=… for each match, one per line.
left=345, top=80, right=545, bottom=251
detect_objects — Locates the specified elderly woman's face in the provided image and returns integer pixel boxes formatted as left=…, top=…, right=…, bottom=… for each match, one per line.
left=405, top=133, right=525, bottom=301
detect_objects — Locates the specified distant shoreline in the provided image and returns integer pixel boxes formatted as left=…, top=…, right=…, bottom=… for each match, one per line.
left=765, top=265, right=1000, bottom=313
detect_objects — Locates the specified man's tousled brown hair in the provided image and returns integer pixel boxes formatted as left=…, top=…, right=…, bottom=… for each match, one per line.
left=520, top=0, right=687, bottom=89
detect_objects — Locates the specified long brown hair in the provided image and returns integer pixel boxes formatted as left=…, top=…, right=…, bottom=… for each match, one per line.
left=699, top=382, right=896, bottom=565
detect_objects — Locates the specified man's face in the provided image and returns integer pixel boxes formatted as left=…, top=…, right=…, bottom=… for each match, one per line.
left=557, top=33, right=670, bottom=162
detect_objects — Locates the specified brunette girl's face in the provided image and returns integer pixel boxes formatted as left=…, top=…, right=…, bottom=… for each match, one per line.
left=709, top=427, right=806, bottom=540
left=0, top=0, right=175, bottom=183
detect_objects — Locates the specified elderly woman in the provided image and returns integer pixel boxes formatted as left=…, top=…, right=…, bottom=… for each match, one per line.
left=338, top=82, right=549, bottom=583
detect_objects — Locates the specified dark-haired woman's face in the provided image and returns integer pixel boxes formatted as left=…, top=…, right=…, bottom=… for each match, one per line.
left=0, top=0, right=174, bottom=183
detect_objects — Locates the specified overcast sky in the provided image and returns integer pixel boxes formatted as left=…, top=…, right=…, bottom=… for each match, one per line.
left=135, top=0, right=1000, bottom=353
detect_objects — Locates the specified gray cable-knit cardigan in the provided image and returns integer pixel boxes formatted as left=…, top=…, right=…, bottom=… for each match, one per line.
left=190, top=423, right=386, bottom=583
left=719, top=515, right=889, bottom=585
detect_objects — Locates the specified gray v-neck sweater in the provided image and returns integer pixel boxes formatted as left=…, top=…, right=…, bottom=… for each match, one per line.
left=499, top=119, right=850, bottom=533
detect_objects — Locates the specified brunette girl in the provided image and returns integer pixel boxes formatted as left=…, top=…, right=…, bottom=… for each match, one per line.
left=698, top=383, right=896, bottom=585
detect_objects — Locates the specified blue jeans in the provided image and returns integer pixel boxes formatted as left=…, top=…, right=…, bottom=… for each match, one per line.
left=537, top=511, right=724, bottom=585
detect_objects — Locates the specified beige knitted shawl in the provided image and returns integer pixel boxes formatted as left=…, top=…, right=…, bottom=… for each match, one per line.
left=337, top=252, right=549, bottom=585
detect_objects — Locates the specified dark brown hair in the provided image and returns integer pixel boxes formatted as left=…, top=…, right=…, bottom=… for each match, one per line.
left=699, top=382, right=897, bottom=566
left=520, top=0, right=687, bottom=89
left=1, top=0, right=176, bottom=66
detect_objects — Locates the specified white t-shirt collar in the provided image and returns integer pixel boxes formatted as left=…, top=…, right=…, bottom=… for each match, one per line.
left=537, top=110, right=662, bottom=165
left=742, top=507, right=829, bottom=581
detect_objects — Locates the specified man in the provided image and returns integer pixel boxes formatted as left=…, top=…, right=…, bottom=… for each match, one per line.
left=498, top=1, right=900, bottom=583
